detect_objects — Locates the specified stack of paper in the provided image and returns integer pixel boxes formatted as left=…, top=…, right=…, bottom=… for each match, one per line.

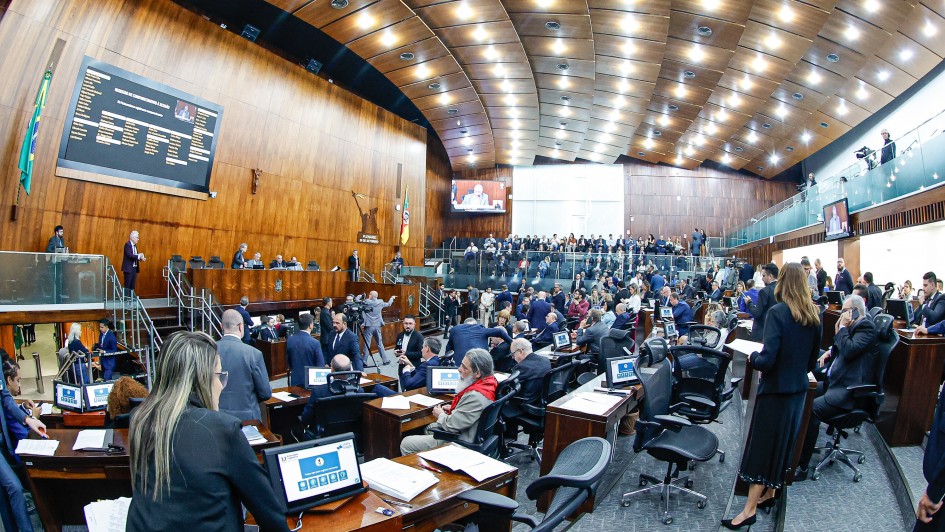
left=407, top=394, right=444, bottom=407
left=15, top=439, right=59, bottom=456
left=241, top=425, right=268, bottom=446
left=381, top=395, right=411, bottom=410
left=40, top=403, right=53, bottom=415
left=360, top=377, right=374, bottom=385
left=271, top=391, right=297, bottom=402
left=725, top=339, right=764, bottom=355
left=84, top=497, right=131, bottom=532
left=361, top=458, right=438, bottom=501
left=73, top=430, right=108, bottom=451
left=419, top=445, right=515, bottom=482
left=558, top=392, right=623, bottom=416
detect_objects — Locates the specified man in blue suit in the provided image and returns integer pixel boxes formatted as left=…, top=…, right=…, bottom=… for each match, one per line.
left=650, top=269, right=665, bottom=294
left=325, top=312, right=363, bottom=372
left=494, top=284, right=514, bottom=312
left=526, top=291, right=552, bottom=331
left=445, top=318, right=512, bottom=366
left=286, top=313, right=325, bottom=387
left=669, top=292, right=694, bottom=338
left=531, top=312, right=559, bottom=349
left=236, top=296, right=254, bottom=344
left=96, top=319, right=118, bottom=380
left=399, top=337, right=442, bottom=391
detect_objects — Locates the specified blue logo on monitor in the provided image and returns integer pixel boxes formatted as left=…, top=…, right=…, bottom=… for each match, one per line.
left=616, top=362, right=634, bottom=380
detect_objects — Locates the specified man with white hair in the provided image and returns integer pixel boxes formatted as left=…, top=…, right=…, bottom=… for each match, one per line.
left=121, top=230, right=146, bottom=296
left=400, top=349, right=498, bottom=454
left=461, top=183, right=490, bottom=206
left=362, top=290, right=397, bottom=365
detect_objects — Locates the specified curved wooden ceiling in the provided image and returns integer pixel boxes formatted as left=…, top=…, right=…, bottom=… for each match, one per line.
left=266, top=0, right=945, bottom=178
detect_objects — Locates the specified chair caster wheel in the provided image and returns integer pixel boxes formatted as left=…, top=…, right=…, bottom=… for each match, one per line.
left=853, top=473, right=862, bottom=482
left=697, top=500, right=707, bottom=509
left=812, top=472, right=821, bottom=481
left=662, top=516, right=673, bottom=525
left=685, top=479, right=694, bottom=489
left=719, top=452, right=726, bottom=463
left=622, top=500, right=631, bottom=507
left=854, top=426, right=860, bottom=434
left=828, top=460, right=834, bottom=467
left=857, top=455, right=866, bottom=464
left=639, top=479, right=648, bottom=487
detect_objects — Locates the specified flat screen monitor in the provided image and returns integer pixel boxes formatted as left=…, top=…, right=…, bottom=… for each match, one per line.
left=522, top=321, right=531, bottom=332
left=263, top=433, right=366, bottom=513
left=826, top=291, right=845, bottom=304
left=84, top=381, right=115, bottom=411
left=723, top=296, right=735, bottom=309
left=54, top=381, right=84, bottom=412
left=450, top=179, right=507, bottom=213
left=427, top=367, right=461, bottom=395
left=885, top=298, right=914, bottom=323
left=696, top=291, right=708, bottom=300
left=605, top=356, right=640, bottom=388
left=553, top=331, right=571, bottom=350
left=823, top=198, right=852, bottom=241
left=664, top=322, right=678, bottom=338
left=305, top=367, right=331, bottom=390
left=298, top=311, right=312, bottom=317
left=660, top=307, right=674, bottom=320
left=282, top=320, right=299, bottom=337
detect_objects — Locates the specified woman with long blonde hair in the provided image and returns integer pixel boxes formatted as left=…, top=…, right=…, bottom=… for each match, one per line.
left=723, top=263, right=821, bottom=529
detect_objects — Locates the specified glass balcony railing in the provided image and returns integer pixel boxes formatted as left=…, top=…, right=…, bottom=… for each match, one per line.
left=722, top=109, right=945, bottom=249
left=0, top=252, right=106, bottom=310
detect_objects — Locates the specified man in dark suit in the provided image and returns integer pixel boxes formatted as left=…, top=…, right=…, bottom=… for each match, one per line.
left=298, top=354, right=394, bottom=437
left=121, top=230, right=145, bottom=296
left=319, top=297, right=334, bottom=354
left=325, top=312, right=363, bottom=372
left=835, top=258, right=854, bottom=295
left=526, top=291, right=552, bottom=331
left=258, top=316, right=279, bottom=342
left=217, top=309, right=273, bottom=421
left=572, top=309, right=609, bottom=356
left=236, top=296, right=254, bottom=345
left=612, top=303, right=633, bottom=330
left=270, top=255, right=288, bottom=269
left=669, top=293, right=695, bottom=338
left=494, top=284, right=513, bottom=311
left=45, top=225, right=65, bottom=253
left=96, top=319, right=118, bottom=380
left=395, top=314, right=424, bottom=367
left=746, top=263, right=779, bottom=342
left=348, top=249, right=360, bottom=282
left=797, top=294, right=879, bottom=478
left=445, top=318, right=512, bottom=366
left=231, top=243, right=247, bottom=269
left=531, top=312, right=559, bottom=349
left=915, top=272, right=945, bottom=327
left=815, top=258, right=828, bottom=296
left=918, top=376, right=945, bottom=529
left=502, top=338, right=552, bottom=438
left=399, top=337, right=441, bottom=391
left=739, top=260, right=754, bottom=284
left=286, top=313, right=324, bottom=387
left=864, top=272, right=884, bottom=310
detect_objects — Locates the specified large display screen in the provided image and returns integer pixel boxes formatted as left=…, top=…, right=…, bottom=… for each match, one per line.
left=823, top=198, right=852, bottom=241
left=451, top=179, right=507, bottom=213
left=57, top=56, right=223, bottom=196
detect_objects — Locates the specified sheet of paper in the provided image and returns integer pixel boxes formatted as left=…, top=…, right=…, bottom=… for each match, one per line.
left=73, top=429, right=107, bottom=451
left=725, top=339, right=764, bottom=355
left=15, top=439, right=59, bottom=456
left=360, top=377, right=374, bottom=385
left=40, top=403, right=53, bottom=415
left=361, top=458, right=438, bottom=501
left=462, top=455, right=516, bottom=482
left=419, top=445, right=515, bottom=482
left=381, top=395, right=411, bottom=410
left=84, top=497, right=131, bottom=532
left=407, top=394, right=444, bottom=407
left=494, top=372, right=510, bottom=382
left=271, top=391, right=297, bottom=402
left=558, top=392, right=623, bottom=416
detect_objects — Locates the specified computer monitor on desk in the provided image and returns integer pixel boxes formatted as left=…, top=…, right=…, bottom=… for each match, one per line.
left=553, top=331, right=571, bottom=350
left=53, top=381, right=83, bottom=412
left=886, top=299, right=914, bottom=324
left=305, top=367, right=331, bottom=389
left=605, top=356, right=640, bottom=388
left=263, top=433, right=366, bottom=513
left=825, top=291, right=845, bottom=305
left=84, top=381, right=115, bottom=411
left=427, top=367, right=461, bottom=394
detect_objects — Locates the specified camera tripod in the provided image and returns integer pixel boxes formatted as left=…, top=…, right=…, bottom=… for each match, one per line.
left=357, top=323, right=382, bottom=370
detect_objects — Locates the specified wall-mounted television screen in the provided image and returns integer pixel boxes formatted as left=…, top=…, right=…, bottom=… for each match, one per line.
left=451, top=180, right=507, bottom=213
left=823, top=198, right=852, bottom=241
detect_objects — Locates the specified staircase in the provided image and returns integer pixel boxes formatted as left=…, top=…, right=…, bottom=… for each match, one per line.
left=148, top=306, right=189, bottom=342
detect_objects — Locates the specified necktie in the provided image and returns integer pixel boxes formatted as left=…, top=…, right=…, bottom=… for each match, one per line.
left=333, top=333, right=340, bottom=351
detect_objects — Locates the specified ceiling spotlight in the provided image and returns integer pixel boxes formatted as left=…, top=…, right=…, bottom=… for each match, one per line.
left=552, top=39, right=566, bottom=54
left=836, top=101, right=848, bottom=116
left=621, top=61, right=634, bottom=75
left=770, top=153, right=780, bottom=164
left=676, top=155, right=684, bottom=164
left=741, top=77, right=753, bottom=90
left=779, top=5, right=794, bottom=22
left=863, top=0, right=880, bottom=13
left=561, top=95, right=571, bottom=102
left=734, top=146, right=743, bottom=152
left=819, top=121, right=829, bottom=128
left=623, top=15, right=638, bottom=33
left=776, top=105, right=787, bottom=118
left=653, top=130, right=662, bottom=137
left=689, top=46, right=705, bottom=62
left=685, top=146, right=695, bottom=156
left=557, top=76, right=570, bottom=88
left=845, top=26, right=860, bottom=41
left=856, top=84, right=868, bottom=100
left=659, top=114, right=670, bottom=126
left=877, top=70, right=890, bottom=82
left=900, top=48, right=914, bottom=61
left=494, top=64, right=505, bottom=76
left=924, top=22, right=937, bottom=37
left=752, top=56, right=767, bottom=72
left=400, top=52, right=415, bottom=61
left=545, top=21, right=561, bottom=30
left=461, top=137, right=471, bottom=146
left=765, top=34, right=782, bottom=50
left=618, top=79, right=630, bottom=93
left=556, top=63, right=570, bottom=71
left=801, top=132, right=812, bottom=143
left=455, top=2, right=473, bottom=19
left=638, top=151, right=646, bottom=157
left=357, top=12, right=375, bottom=29
left=697, top=26, right=713, bottom=37
left=559, top=121, right=567, bottom=128
left=439, top=93, right=451, bottom=105
left=559, top=106, right=570, bottom=116
left=624, top=41, right=636, bottom=54
left=786, top=146, right=794, bottom=152
left=484, top=46, right=498, bottom=59
left=728, top=94, right=741, bottom=107
left=380, top=31, right=397, bottom=47
left=330, top=0, right=349, bottom=8
left=472, top=25, right=488, bottom=41
left=555, top=142, right=562, bottom=148
left=721, top=153, right=731, bottom=164
left=555, top=130, right=565, bottom=139
left=604, top=121, right=617, bottom=132
left=644, top=138, right=655, bottom=149
left=705, top=123, right=718, bottom=135
left=428, top=82, right=441, bottom=90
left=614, top=96, right=626, bottom=108
left=762, top=123, right=772, bottom=129
left=505, top=94, right=516, bottom=105
left=716, top=108, right=727, bottom=121
left=695, top=134, right=706, bottom=146
left=792, top=92, right=804, bottom=100
left=675, top=85, right=687, bottom=98
left=808, top=70, right=822, bottom=85
left=610, top=109, right=621, bottom=120
left=447, top=108, right=457, bottom=115
left=826, top=53, right=840, bottom=63
left=596, top=143, right=606, bottom=152
left=415, top=64, right=429, bottom=79
left=501, top=79, right=512, bottom=91
left=668, top=104, right=679, bottom=111
left=683, top=70, right=696, bottom=79
left=747, top=131, right=758, bottom=143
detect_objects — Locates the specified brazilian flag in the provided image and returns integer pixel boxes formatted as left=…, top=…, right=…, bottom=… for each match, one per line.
left=18, top=69, right=53, bottom=196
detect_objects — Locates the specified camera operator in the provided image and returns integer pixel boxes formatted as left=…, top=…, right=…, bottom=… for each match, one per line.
left=362, top=291, right=397, bottom=365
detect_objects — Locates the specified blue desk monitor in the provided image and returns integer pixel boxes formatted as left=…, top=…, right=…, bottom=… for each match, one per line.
left=84, top=381, right=115, bottom=411
left=54, top=381, right=83, bottom=412
left=664, top=323, right=678, bottom=338
left=305, top=367, right=332, bottom=389
left=553, top=331, right=571, bottom=350
left=660, top=307, right=673, bottom=320
left=605, top=356, right=640, bottom=388
left=427, top=367, right=461, bottom=394
left=263, top=433, right=366, bottom=513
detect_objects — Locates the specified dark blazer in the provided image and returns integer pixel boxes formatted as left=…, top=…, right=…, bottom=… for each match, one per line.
left=286, top=331, right=325, bottom=387
left=258, top=326, right=279, bottom=342
left=121, top=241, right=140, bottom=274
left=816, top=269, right=828, bottom=295
left=445, top=324, right=512, bottom=366
left=823, top=318, right=879, bottom=410
left=300, top=382, right=392, bottom=429
left=552, top=291, right=566, bottom=312
left=126, top=400, right=289, bottom=532
left=216, top=335, right=272, bottom=420
left=395, top=330, right=424, bottom=367
left=348, top=254, right=360, bottom=281
left=325, top=328, right=362, bottom=372
left=671, top=301, right=694, bottom=337
left=751, top=303, right=821, bottom=395
left=400, top=355, right=441, bottom=391
left=319, top=308, right=334, bottom=346
left=612, top=312, right=632, bottom=330
left=747, top=281, right=777, bottom=342
left=512, top=353, right=551, bottom=405
left=235, top=305, right=253, bottom=344
left=924, top=385, right=945, bottom=502
left=866, top=283, right=884, bottom=311
left=739, top=263, right=754, bottom=283
left=575, top=321, right=609, bottom=354
left=835, top=269, right=854, bottom=295
left=45, top=235, right=65, bottom=253
left=526, top=299, right=552, bottom=330
left=231, top=249, right=245, bottom=269
left=494, top=290, right=513, bottom=309
left=531, top=321, right=559, bottom=346
left=915, top=292, right=945, bottom=326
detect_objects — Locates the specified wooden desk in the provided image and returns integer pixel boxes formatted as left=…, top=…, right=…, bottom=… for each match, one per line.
left=267, top=491, right=402, bottom=532
left=189, top=269, right=348, bottom=307
left=538, top=376, right=640, bottom=512
left=362, top=388, right=450, bottom=461
left=261, top=373, right=399, bottom=442
left=23, top=422, right=280, bottom=531
left=257, top=338, right=287, bottom=380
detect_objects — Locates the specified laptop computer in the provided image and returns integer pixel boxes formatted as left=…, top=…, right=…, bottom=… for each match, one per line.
left=825, top=290, right=845, bottom=304
left=263, top=433, right=366, bottom=513
left=427, top=367, right=461, bottom=394
left=604, top=355, right=640, bottom=389
left=553, top=331, right=571, bottom=350
left=83, top=381, right=116, bottom=411
left=304, top=367, right=332, bottom=390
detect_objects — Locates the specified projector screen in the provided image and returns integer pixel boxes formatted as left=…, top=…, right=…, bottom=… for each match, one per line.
left=512, top=164, right=624, bottom=237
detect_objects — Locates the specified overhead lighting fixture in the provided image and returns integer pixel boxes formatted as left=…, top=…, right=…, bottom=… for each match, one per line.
left=769, top=153, right=780, bottom=164
left=467, top=154, right=476, bottom=162
left=676, top=154, right=684, bottom=164
left=697, top=26, right=713, bottom=37
left=845, top=26, right=860, bottom=41
left=705, top=123, right=718, bottom=135
left=689, top=46, right=705, bottom=63
left=484, top=46, right=498, bottom=60
left=721, top=153, right=731, bottom=164
left=605, top=121, right=617, bottom=133
left=752, top=55, right=767, bottom=72
left=380, top=31, right=397, bottom=47
left=357, top=12, right=375, bottom=29
left=596, top=143, right=606, bottom=152
left=621, top=61, right=634, bottom=75
left=747, top=131, right=758, bottom=143
left=501, top=79, right=512, bottom=92
left=559, top=106, right=570, bottom=116
left=624, top=41, right=636, bottom=54
left=545, top=21, right=561, bottom=30
left=740, top=76, right=753, bottom=90
left=505, top=94, right=516, bottom=105
left=765, top=34, right=782, bottom=50
left=617, top=79, right=629, bottom=93
left=924, top=22, right=937, bottom=37
left=623, top=15, right=638, bottom=33
left=779, top=5, right=794, bottom=23
left=900, top=48, right=914, bottom=61
left=826, top=53, right=840, bottom=63
left=728, top=94, right=741, bottom=107
left=644, top=138, right=655, bottom=149
left=537, top=0, right=553, bottom=8
left=610, top=109, right=621, bottom=120
left=685, top=146, right=695, bottom=156
left=472, top=25, right=488, bottom=42
left=836, top=100, right=848, bottom=116
left=455, top=2, right=473, bottom=19
left=415, top=64, right=429, bottom=79
left=600, top=133, right=612, bottom=143
left=559, top=121, right=567, bottom=129
left=552, top=39, right=566, bottom=54
left=613, top=96, right=626, bottom=109
left=808, top=70, right=822, bottom=85
left=801, top=132, right=812, bottom=143
left=877, top=70, right=890, bottom=82
left=494, top=64, right=505, bottom=76
left=856, top=84, right=869, bottom=100
left=399, top=52, right=415, bottom=61
left=776, top=105, right=787, bottom=118
left=716, top=108, right=727, bottom=121
left=863, top=0, right=880, bottom=13
left=511, top=119, right=521, bottom=128
left=659, top=114, right=670, bottom=126
left=675, top=85, right=687, bottom=98
left=695, top=134, right=706, bottom=146
left=461, top=137, right=472, bottom=146
left=439, top=93, right=451, bottom=105
left=555, top=130, right=565, bottom=139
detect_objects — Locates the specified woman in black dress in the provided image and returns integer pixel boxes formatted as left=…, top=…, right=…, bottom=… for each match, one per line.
left=722, top=262, right=821, bottom=529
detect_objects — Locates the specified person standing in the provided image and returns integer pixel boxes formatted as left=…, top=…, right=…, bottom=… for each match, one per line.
left=880, top=128, right=897, bottom=165
left=362, top=291, right=396, bottom=365
left=722, top=263, right=821, bottom=530
left=479, top=287, right=496, bottom=326
left=66, top=323, right=92, bottom=384
left=122, top=230, right=146, bottom=297
left=286, top=313, right=325, bottom=387
left=325, top=313, right=363, bottom=372
left=835, top=258, right=854, bottom=295
left=395, top=315, right=424, bottom=367
left=815, top=259, right=828, bottom=296
left=231, top=243, right=247, bottom=269
left=443, top=290, right=459, bottom=339
left=348, top=249, right=360, bottom=282
left=917, top=383, right=945, bottom=530
left=467, top=284, right=480, bottom=321
left=236, top=296, right=254, bottom=345
left=216, top=310, right=272, bottom=420
left=45, top=225, right=65, bottom=253
left=97, top=319, right=118, bottom=381
left=745, top=263, right=779, bottom=342
left=319, top=297, right=334, bottom=355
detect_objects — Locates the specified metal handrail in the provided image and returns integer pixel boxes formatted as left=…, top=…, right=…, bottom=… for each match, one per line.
left=163, top=264, right=223, bottom=338
left=359, top=270, right=377, bottom=283
left=106, top=264, right=160, bottom=388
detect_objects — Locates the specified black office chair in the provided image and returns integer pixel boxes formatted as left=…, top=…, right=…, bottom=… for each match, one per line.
left=431, top=381, right=518, bottom=458
left=456, top=437, right=612, bottom=532
left=112, top=397, right=147, bottom=429
left=168, top=255, right=186, bottom=274
left=576, top=371, right=598, bottom=386
left=296, top=383, right=376, bottom=453
left=685, top=325, right=722, bottom=349
left=640, top=336, right=671, bottom=367
left=503, top=359, right=582, bottom=463
left=622, top=355, right=719, bottom=525
left=207, top=256, right=225, bottom=269
left=811, top=314, right=898, bottom=482
left=669, top=345, right=740, bottom=462
left=868, top=306, right=884, bottom=320
left=306, top=260, right=320, bottom=271
left=188, top=256, right=205, bottom=269
left=596, top=328, right=636, bottom=374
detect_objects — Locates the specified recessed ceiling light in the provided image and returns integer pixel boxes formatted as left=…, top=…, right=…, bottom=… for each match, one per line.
left=689, top=46, right=705, bottom=62
left=762, top=123, right=772, bottom=129
left=555, top=142, right=562, bottom=147
left=721, top=153, right=731, bottom=164
left=844, top=26, right=860, bottom=41
left=747, top=131, right=758, bottom=142
left=856, top=85, right=868, bottom=100
left=472, top=25, right=488, bottom=41
left=697, top=26, right=713, bottom=37
left=620, top=61, right=634, bottom=75
left=439, top=93, right=450, bottom=105
left=330, top=0, right=348, bottom=8
left=644, top=138, right=655, bottom=148
left=545, top=21, right=561, bottom=30
left=826, top=53, right=840, bottom=63
left=808, top=70, right=822, bottom=85
left=752, top=56, right=767, bottom=72
left=494, top=64, right=505, bottom=76
left=415, top=64, right=429, bottom=79
left=556, top=63, right=569, bottom=71
left=447, top=108, right=457, bottom=115
left=776, top=105, right=787, bottom=118
left=685, top=146, right=695, bottom=156
left=462, top=137, right=471, bottom=146
left=924, top=22, right=937, bottom=37
left=716, top=108, right=727, bottom=121
left=460, top=129, right=468, bottom=134
left=765, top=34, right=782, bottom=49
left=428, top=82, right=441, bottom=90
left=505, top=94, right=516, bottom=105
left=703, top=0, right=720, bottom=10
left=659, top=114, right=670, bottom=126
left=792, top=92, right=804, bottom=100
left=675, top=85, right=687, bottom=98
left=596, top=143, right=606, bottom=152
left=683, top=70, right=696, bottom=79
left=380, top=31, right=397, bottom=46
left=637, top=151, right=646, bottom=157
left=555, top=130, right=565, bottom=139
left=786, top=146, right=794, bottom=152
left=610, top=109, right=621, bottom=120
left=653, top=130, right=662, bottom=137
left=623, top=15, right=638, bottom=32
left=757, top=166, right=764, bottom=171
left=877, top=70, right=890, bottom=82
left=741, top=77, right=753, bottom=90
left=819, top=121, right=829, bottom=128
left=864, top=0, right=880, bottom=13
left=558, top=76, right=570, bottom=88
left=801, top=132, right=811, bottom=143
left=705, top=123, right=718, bottom=135
left=624, top=41, right=636, bottom=54
left=614, top=96, right=626, bottom=108
left=770, top=153, right=780, bottom=164
left=695, top=135, right=705, bottom=146
left=779, top=5, right=794, bottom=22
left=734, top=146, right=743, bottom=152
left=561, top=95, right=571, bottom=102
left=456, top=2, right=473, bottom=19
left=552, top=39, right=566, bottom=54
left=676, top=155, right=684, bottom=164
left=357, top=12, right=374, bottom=29
left=484, top=46, right=498, bottom=60
left=900, top=49, right=914, bottom=61
left=668, top=104, right=679, bottom=111
left=559, top=105, right=570, bottom=116
left=400, top=52, right=415, bottom=61
left=559, top=121, right=567, bottom=128
left=729, top=94, right=741, bottom=107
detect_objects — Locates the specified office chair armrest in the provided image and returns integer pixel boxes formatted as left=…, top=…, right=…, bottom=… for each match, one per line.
left=521, top=404, right=546, bottom=417
left=730, top=377, right=743, bottom=387
left=456, top=489, right=519, bottom=516
left=675, top=395, right=716, bottom=409
left=429, top=429, right=462, bottom=443
left=846, top=384, right=880, bottom=398
left=653, top=414, right=691, bottom=432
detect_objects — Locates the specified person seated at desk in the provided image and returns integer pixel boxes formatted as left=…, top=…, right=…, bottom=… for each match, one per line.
left=395, top=314, right=424, bottom=367
left=446, top=318, right=512, bottom=367
left=914, top=272, right=945, bottom=327
left=258, top=316, right=279, bottom=343
left=245, top=252, right=263, bottom=269
left=106, top=376, right=149, bottom=424
left=66, top=323, right=94, bottom=384
left=299, top=354, right=395, bottom=439
left=325, top=312, right=363, bottom=372
left=0, top=360, right=46, bottom=532
left=708, top=281, right=723, bottom=302
left=572, top=309, right=609, bottom=356
left=669, top=292, right=695, bottom=341
left=287, top=257, right=303, bottom=271
left=566, top=291, right=590, bottom=326
left=286, top=313, right=325, bottom=387
left=612, top=303, right=633, bottom=330
left=502, top=339, right=551, bottom=440
left=601, top=299, right=616, bottom=327
left=399, top=337, right=442, bottom=391
left=2, top=361, right=40, bottom=449
left=269, top=255, right=288, bottom=269
left=217, top=310, right=273, bottom=421
left=531, top=311, right=560, bottom=350
left=127, top=332, right=289, bottom=531
left=400, top=349, right=497, bottom=455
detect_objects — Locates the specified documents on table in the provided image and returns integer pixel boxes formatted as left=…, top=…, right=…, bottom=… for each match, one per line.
left=241, top=425, right=268, bottom=446
left=360, top=377, right=374, bottom=385
left=418, top=444, right=516, bottom=482
left=494, top=372, right=510, bottom=382
left=84, top=497, right=131, bottom=532
left=271, top=391, right=297, bottom=402
left=362, top=458, right=438, bottom=501
left=558, top=392, right=624, bottom=416
left=381, top=395, right=412, bottom=410
left=73, top=429, right=108, bottom=451
left=40, top=403, right=54, bottom=415
left=15, top=439, right=60, bottom=456
left=725, top=339, right=764, bottom=355
left=407, top=394, right=444, bottom=407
